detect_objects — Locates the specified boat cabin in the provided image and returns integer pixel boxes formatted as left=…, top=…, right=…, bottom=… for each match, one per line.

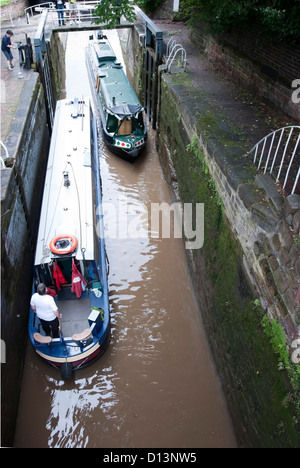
left=86, top=31, right=147, bottom=160
left=29, top=98, right=110, bottom=375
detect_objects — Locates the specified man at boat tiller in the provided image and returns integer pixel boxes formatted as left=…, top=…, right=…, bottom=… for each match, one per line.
left=30, top=283, right=62, bottom=338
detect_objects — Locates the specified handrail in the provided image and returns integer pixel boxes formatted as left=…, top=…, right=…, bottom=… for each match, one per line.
left=25, top=2, right=54, bottom=24
left=1, top=10, right=15, bottom=27
left=134, top=5, right=163, bottom=60
left=25, top=1, right=102, bottom=25
left=135, top=5, right=163, bottom=35
left=244, top=125, right=300, bottom=195
left=0, top=141, right=9, bottom=170
left=166, top=41, right=186, bottom=73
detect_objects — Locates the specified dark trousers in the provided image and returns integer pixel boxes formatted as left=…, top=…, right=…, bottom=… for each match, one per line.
left=57, top=5, right=65, bottom=25
left=40, top=317, right=60, bottom=338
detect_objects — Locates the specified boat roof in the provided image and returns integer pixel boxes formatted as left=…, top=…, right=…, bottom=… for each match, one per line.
left=94, top=40, right=117, bottom=63
left=89, top=36, right=141, bottom=111
left=34, top=97, right=95, bottom=266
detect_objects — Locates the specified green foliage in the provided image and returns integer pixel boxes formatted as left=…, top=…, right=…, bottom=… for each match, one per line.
left=182, top=0, right=259, bottom=31
left=186, top=135, right=223, bottom=207
left=91, top=306, right=105, bottom=321
left=136, top=0, right=164, bottom=13
left=93, top=0, right=136, bottom=28
left=179, top=0, right=300, bottom=42
left=257, top=3, right=300, bottom=42
left=261, top=316, right=300, bottom=420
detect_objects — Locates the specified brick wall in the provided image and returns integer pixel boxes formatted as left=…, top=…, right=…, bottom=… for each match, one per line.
left=190, top=22, right=300, bottom=121
left=221, top=22, right=300, bottom=85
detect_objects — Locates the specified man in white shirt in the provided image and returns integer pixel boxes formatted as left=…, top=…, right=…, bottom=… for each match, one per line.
left=30, top=283, right=62, bottom=338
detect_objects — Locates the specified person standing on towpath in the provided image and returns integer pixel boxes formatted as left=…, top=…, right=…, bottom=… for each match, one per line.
left=54, top=0, right=66, bottom=26
left=1, top=30, right=16, bottom=71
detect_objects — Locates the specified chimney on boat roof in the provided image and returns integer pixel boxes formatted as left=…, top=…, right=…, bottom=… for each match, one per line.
left=63, top=171, right=70, bottom=187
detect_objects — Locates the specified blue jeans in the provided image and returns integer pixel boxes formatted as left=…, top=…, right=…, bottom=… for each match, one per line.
left=57, top=4, right=65, bottom=25
left=2, top=49, right=13, bottom=61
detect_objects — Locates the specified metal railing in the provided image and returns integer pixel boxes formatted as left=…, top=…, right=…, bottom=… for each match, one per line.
left=1, top=10, right=15, bottom=27
left=25, top=2, right=54, bottom=23
left=25, top=1, right=102, bottom=25
left=166, top=37, right=186, bottom=73
left=244, top=125, right=300, bottom=195
left=0, top=141, right=9, bottom=170
left=135, top=6, right=163, bottom=61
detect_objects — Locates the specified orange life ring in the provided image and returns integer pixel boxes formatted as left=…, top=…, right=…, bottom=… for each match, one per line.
left=49, top=235, right=78, bottom=255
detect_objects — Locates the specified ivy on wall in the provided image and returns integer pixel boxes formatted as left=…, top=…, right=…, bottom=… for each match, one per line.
left=136, top=0, right=165, bottom=13
left=178, top=0, right=300, bottom=43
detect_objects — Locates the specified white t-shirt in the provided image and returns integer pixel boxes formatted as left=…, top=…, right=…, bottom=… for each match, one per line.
left=30, top=293, right=58, bottom=321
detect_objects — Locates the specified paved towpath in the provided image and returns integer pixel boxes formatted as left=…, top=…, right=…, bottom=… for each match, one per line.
left=1, top=14, right=39, bottom=154
left=155, top=19, right=298, bottom=150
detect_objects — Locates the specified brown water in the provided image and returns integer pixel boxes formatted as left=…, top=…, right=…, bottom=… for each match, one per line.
left=13, top=31, right=237, bottom=449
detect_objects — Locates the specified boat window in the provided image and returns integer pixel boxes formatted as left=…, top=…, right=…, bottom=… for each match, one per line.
left=56, top=257, right=74, bottom=284
left=77, top=260, right=100, bottom=285
left=95, top=75, right=100, bottom=93
left=106, top=114, right=118, bottom=133
left=107, top=112, right=144, bottom=135
left=87, top=260, right=100, bottom=283
left=36, top=259, right=99, bottom=292
left=36, top=258, right=80, bottom=289
left=138, top=112, right=144, bottom=127
left=131, top=113, right=144, bottom=133
left=37, top=264, right=53, bottom=287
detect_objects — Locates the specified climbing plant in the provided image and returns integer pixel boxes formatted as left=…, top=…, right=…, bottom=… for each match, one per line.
left=261, top=315, right=300, bottom=421
left=136, top=0, right=165, bottom=13
left=179, top=0, right=300, bottom=42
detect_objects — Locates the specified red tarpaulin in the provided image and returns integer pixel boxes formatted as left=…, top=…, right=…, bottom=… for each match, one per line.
left=52, top=262, right=67, bottom=291
left=46, top=287, right=57, bottom=298
left=71, top=261, right=87, bottom=298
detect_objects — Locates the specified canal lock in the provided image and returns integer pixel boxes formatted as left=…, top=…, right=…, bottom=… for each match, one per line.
left=2, top=18, right=300, bottom=448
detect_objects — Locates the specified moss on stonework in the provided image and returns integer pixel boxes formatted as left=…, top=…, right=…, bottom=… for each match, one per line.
left=157, top=82, right=300, bottom=448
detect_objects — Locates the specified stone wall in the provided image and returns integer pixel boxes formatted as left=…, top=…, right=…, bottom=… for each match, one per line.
left=1, top=0, right=27, bottom=20
left=121, top=25, right=300, bottom=447
left=156, top=72, right=300, bottom=344
left=196, top=135, right=300, bottom=342
left=157, top=73, right=300, bottom=447
left=250, top=189, right=300, bottom=341
left=1, top=77, right=49, bottom=447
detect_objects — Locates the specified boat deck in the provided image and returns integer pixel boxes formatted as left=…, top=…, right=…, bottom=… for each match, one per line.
left=57, top=290, right=91, bottom=338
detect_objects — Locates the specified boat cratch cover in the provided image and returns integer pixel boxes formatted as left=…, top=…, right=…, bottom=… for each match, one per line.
left=107, top=104, right=143, bottom=120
